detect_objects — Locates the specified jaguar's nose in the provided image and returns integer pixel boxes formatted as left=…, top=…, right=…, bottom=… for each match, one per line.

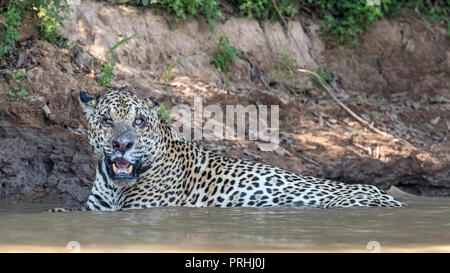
left=111, top=125, right=135, bottom=155
left=112, top=139, right=134, bottom=154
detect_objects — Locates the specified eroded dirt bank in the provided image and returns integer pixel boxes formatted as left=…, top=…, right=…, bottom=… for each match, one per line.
left=0, top=1, right=449, bottom=205
left=0, top=119, right=95, bottom=205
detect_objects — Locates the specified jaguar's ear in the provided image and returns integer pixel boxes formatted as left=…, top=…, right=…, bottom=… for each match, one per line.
left=79, top=90, right=97, bottom=119
left=144, top=97, right=160, bottom=111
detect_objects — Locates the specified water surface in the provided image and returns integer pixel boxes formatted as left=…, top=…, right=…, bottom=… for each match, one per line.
left=1, top=193, right=449, bottom=252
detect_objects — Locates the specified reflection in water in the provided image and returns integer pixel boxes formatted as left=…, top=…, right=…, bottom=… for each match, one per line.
left=1, top=194, right=450, bottom=252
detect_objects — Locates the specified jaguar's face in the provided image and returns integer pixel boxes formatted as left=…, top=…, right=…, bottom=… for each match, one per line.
left=79, top=90, right=160, bottom=187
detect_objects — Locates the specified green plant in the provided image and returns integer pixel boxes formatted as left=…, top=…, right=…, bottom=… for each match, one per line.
left=118, top=0, right=222, bottom=34
left=377, top=96, right=386, bottom=103
left=158, top=102, right=172, bottom=122
left=0, top=0, right=71, bottom=60
left=384, top=0, right=450, bottom=36
left=383, top=0, right=450, bottom=23
left=36, top=0, right=71, bottom=45
left=100, top=33, right=137, bottom=60
left=213, top=36, right=243, bottom=73
left=244, top=90, right=254, bottom=101
left=64, top=40, right=76, bottom=51
left=270, top=54, right=302, bottom=91
left=0, top=6, right=21, bottom=59
left=7, top=71, right=29, bottom=101
left=313, top=0, right=450, bottom=45
left=161, top=61, right=176, bottom=95
left=312, top=0, right=383, bottom=46
left=98, top=57, right=116, bottom=88
left=229, top=0, right=300, bottom=22
left=312, top=68, right=333, bottom=87
left=111, top=0, right=447, bottom=47
left=97, top=34, right=137, bottom=88
left=163, top=61, right=176, bottom=86
left=447, top=21, right=450, bottom=37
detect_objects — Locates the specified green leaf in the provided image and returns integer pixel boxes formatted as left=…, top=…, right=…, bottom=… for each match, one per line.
left=100, top=33, right=137, bottom=60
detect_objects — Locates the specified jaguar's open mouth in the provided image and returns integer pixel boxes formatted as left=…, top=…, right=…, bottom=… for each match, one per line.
left=106, top=157, right=141, bottom=180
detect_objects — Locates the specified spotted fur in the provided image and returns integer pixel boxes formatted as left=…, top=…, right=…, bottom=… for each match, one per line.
left=50, top=90, right=405, bottom=212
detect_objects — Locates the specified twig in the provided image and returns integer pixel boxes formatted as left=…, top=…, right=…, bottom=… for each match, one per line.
left=299, top=154, right=323, bottom=167
left=298, top=69, right=393, bottom=138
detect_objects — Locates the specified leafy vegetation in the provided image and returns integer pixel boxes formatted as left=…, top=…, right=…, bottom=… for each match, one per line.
left=0, top=0, right=447, bottom=69
left=224, top=0, right=383, bottom=46
left=312, top=68, right=333, bottom=87
left=212, top=36, right=243, bottom=73
left=314, top=0, right=449, bottom=46
left=0, top=6, right=21, bottom=59
left=158, top=102, right=172, bottom=122
left=270, top=54, right=302, bottom=91
left=100, top=33, right=137, bottom=60
left=117, top=0, right=222, bottom=34
left=98, top=58, right=116, bottom=88
left=36, top=0, right=71, bottom=46
left=225, top=0, right=449, bottom=45
left=383, top=0, right=450, bottom=23
left=383, top=0, right=450, bottom=36
left=0, top=0, right=71, bottom=60
left=228, top=0, right=300, bottom=22
left=312, top=0, right=384, bottom=46
left=96, top=33, right=137, bottom=88
left=7, top=71, right=29, bottom=101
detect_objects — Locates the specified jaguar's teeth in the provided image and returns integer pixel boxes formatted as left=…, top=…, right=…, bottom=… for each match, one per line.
left=113, top=163, right=118, bottom=174
left=126, top=165, right=133, bottom=174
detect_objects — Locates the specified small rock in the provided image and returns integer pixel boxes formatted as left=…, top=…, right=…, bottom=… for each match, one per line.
left=274, top=146, right=292, bottom=157
left=16, top=53, right=27, bottom=68
left=43, top=104, right=52, bottom=118
left=243, top=149, right=262, bottom=160
left=405, top=39, right=415, bottom=54
left=431, top=116, right=440, bottom=125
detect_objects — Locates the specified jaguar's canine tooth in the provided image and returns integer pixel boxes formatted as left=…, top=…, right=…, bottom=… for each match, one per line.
left=112, top=163, right=118, bottom=174
left=126, top=165, right=133, bottom=174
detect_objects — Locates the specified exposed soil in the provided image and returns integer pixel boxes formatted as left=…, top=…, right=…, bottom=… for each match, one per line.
left=0, top=2, right=448, bottom=206
left=0, top=119, right=95, bottom=205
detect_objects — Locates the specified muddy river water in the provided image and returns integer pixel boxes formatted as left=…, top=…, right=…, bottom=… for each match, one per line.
left=1, top=192, right=449, bottom=252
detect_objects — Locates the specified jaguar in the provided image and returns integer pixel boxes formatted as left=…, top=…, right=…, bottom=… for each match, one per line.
left=50, top=90, right=405, bottom=211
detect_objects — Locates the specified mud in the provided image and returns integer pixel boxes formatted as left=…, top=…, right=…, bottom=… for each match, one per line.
left=0, top=119, right=95, bottom=206
left=0, top=2, right=448, bottom=205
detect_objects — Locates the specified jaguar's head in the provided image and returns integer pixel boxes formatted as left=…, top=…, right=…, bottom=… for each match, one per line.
left=79, top=90, right=160, bottom=187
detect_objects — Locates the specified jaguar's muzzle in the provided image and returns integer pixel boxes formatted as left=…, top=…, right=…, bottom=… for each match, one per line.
left=105, top=156, right=142, bottom=182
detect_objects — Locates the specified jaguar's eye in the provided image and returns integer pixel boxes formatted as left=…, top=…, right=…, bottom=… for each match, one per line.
left=102, top=118, right=114, bottom=127
left=134, top=117, right=145, bottom=127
